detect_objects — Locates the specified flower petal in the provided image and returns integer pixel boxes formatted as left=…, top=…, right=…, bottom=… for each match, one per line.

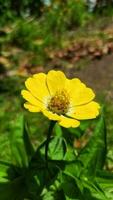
left=58, top=116, right=80, bottom=128
left=24, top=102, right=41, bottom=112
left=46, top=70, right=66, bottom=95
left=21, top=90, right=43, bottom=108
left=66, top=78, right=95, bottom=106
left=70, top=101, right=100, bottom=120
left=42, top=110, right=60, bottom=121
left=25, top=73, right=49, bottom=102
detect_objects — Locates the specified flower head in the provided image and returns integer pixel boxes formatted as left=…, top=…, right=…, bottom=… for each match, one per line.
left=21, top=70, right=100, bottom=128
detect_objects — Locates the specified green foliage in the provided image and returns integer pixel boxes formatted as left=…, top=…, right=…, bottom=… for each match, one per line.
left=0, top=0, right=90, bottom=48
left=0, top=112, right=113, bottom=199
left=94, top=1, right=113, bottom=16
left=0, top=76, right=24, bottom=94
left=66, top=0, right=90, bottom=27
left=78, top=115, right=107, bottom=176
left=9, top=114, right=34, bottom=167
left=0, top=0, right=44, bottom=25
left=0, top=0, right=92, bottom=67
left=10, top=19, right=41, bottom=50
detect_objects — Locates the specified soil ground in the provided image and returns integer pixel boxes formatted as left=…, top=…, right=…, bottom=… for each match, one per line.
left=69, top=54, right=113, bottom=96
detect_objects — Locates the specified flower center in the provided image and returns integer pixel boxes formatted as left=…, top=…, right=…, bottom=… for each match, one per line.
left=48, top=90, right=70, bottom=115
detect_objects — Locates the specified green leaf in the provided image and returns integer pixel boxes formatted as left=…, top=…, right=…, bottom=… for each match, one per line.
left=77, top=114, right=107, bottom=177
left=0, top=161, right=11, bottom=183
left=23, top=121, right=35, bottom=162
left=0, top=161, right=43, bottom=200
left=42, top=190, right=65, bottom=200
left=54, top=123, right=63, bottom=137
left=39, top=136, right=67, bottom=161
left=64, top=161, right=83, bottom=179
left=42, top=190, right=55, bottom=200
left=82, top=179, right=108, bottom=200
left=48, top=136, right=67, bottom=160
left=62, top=173, right=88, bottom=200
left=62, top=173, right=108, bottom=200
left=64, top=147, right=77, bottom=162
left=0, top=178, right=25, bottom=200
left=96, top=170, right=113, bottom=200
left=9, top=114, right=34, bottom=168
left=0, top=162, right=27, bottom=200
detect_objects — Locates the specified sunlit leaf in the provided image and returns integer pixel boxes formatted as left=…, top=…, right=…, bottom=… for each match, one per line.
left=9, top=114, right=34, bottom=167
left=77, top=113, right=106, bottom=177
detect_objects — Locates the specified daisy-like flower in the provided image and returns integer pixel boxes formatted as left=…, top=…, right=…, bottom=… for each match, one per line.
left=21, top=70, right=100, bottom=128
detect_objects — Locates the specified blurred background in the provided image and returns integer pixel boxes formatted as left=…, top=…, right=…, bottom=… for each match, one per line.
left=0, top=0, right=113, bottom=170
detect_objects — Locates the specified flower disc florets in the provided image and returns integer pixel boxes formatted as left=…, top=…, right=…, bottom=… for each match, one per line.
left=48, top=90, right=70, bottom=115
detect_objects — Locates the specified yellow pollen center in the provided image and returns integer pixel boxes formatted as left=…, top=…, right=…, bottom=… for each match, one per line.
left=48, top=90, right=70, bottom=115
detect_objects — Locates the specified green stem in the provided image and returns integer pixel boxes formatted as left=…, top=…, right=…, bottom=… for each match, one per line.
left=45, top=121, right=56, bottom=168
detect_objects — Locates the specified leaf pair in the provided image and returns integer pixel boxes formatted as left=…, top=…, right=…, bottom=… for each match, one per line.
left=0, top=112, right=113, bottom=200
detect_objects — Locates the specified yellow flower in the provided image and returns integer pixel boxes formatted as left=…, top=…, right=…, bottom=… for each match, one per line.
left=21, top=70, right=100, bottom=128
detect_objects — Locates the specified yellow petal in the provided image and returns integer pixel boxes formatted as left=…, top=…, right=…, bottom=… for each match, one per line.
left=24, top=102, right=41, bottom=112
left=66, top=78, right=95, bottom=106
left=46, top=70, right=66, bottom=95
left=70, top=101, right=100, bottom=120
left=25, top=73, right=49, bottom=102
left=58, top=116, right=80, bottom=128
left=21, top=90, right=43, bottom=108
left=42, top=110, right=60, bottom=121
